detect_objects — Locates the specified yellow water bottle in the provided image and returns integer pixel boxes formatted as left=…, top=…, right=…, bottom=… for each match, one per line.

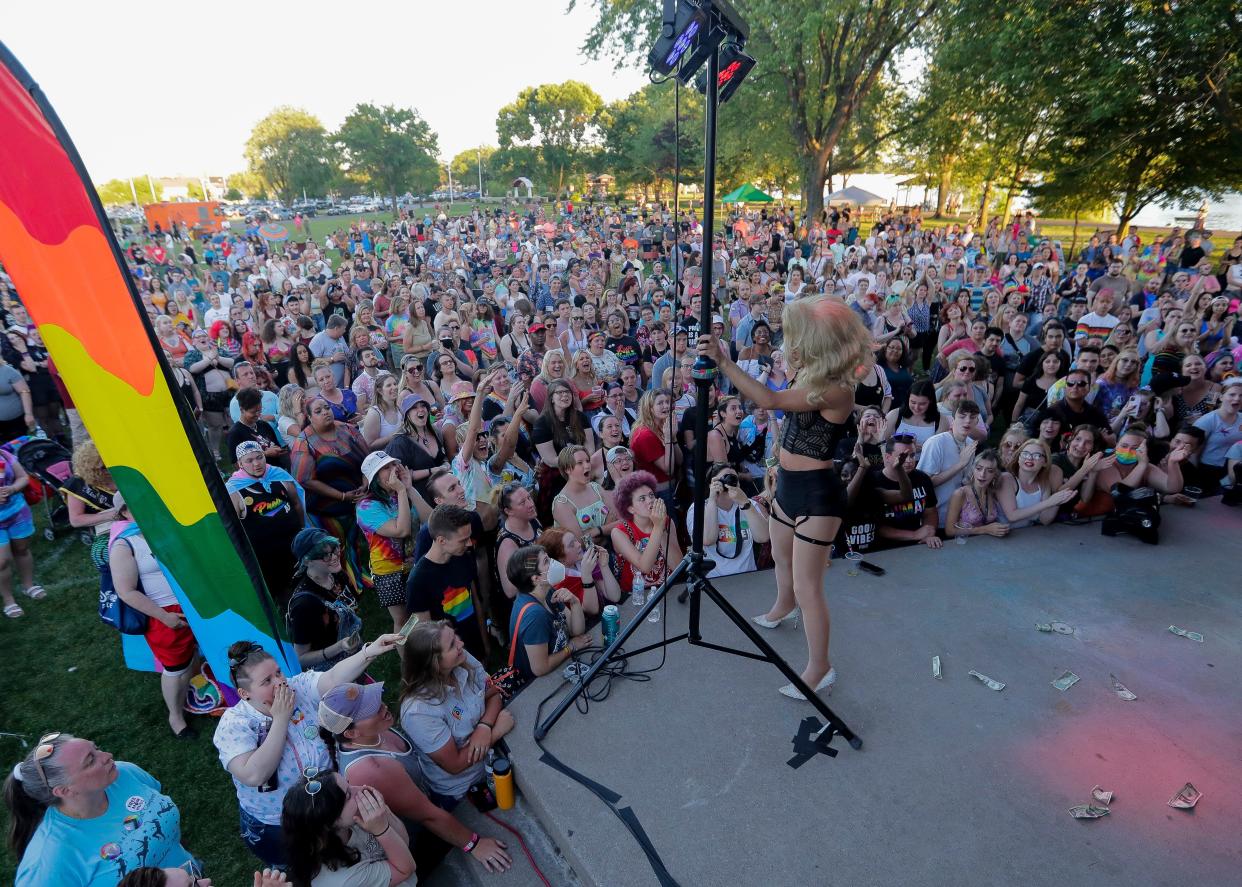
left=493, top=756, right=515, bottom=810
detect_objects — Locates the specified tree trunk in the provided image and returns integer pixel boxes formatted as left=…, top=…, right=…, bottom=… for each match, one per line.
left=801, top=151, right=830, bottom=224
left=935, top=160, right=955, bottom=218
left=977, top=179, right=994, bottom=228
left=1068, top=211, right=1081, bottom=259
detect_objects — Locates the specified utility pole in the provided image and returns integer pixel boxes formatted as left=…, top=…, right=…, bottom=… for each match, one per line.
left=129, top=178, right=139, bottom=206
left=478, top=147, right=484, bottom=197
left=447, top=164, right=454, bottom=204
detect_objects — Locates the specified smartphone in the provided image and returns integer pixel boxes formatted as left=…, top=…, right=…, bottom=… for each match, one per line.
left=395, top=613, right=420, bottom=644
left=858, top=560, right=886, bottom=577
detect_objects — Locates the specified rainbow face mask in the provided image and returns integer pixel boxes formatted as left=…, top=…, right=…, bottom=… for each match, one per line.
left=1115, top=447, right=1140, bottom=465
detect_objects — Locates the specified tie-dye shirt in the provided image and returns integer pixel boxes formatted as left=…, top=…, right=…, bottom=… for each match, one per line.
left=356, top=497, right=408, bottom=576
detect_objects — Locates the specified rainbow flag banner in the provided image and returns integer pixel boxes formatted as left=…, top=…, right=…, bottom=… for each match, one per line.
left=0, top=43, right=295, bottom=681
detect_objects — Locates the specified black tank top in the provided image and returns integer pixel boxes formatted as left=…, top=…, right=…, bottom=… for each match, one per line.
left=780, top=409, right=855, bottom=461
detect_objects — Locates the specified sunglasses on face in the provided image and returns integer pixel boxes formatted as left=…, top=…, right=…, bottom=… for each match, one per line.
left=1065, top=380, right=1089, bottom=388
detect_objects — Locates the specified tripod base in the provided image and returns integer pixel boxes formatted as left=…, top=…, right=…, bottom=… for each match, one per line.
left=534, top=551, right=862, bottom=753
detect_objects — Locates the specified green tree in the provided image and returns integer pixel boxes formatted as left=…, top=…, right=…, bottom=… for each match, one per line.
left=224, top=187, right=244, bottom=202
left=243, top=107, right=335, bottom=206
left=226, top=170, right=267, bottom=200
left=575, top=0, right=938, bottom=218
left=185, top=181, right=207, bottom=201
left=96, top=177, right=161, bottom=206
left=336, top=104, right=441, bottom=213
left=450, top=146, right=498, bottom=195
left=958, top=0, right=1241, bottom=234
left=496, top=81, right=606, bottom=197
left=604, top=83, right=703, bottom=202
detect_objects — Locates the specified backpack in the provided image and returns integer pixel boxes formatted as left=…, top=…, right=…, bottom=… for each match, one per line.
left=98, top=525, right=149, bottom=635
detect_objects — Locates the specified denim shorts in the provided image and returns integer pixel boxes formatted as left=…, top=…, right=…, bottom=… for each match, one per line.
left=240, top=807, right=287, bottom=868
left=0, top=506, right=34, bottom=546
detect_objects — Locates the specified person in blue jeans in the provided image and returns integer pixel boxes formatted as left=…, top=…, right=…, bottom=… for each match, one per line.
left=6, top=733, right=195, bottom=887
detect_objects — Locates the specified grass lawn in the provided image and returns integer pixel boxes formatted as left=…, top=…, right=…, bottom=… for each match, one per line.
left=0, top=504, right=403, bottom=883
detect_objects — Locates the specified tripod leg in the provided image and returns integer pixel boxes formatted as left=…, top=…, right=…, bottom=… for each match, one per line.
left=534, top=557, right=691, bottom=740
left=698, top=580, right=862, bottom=749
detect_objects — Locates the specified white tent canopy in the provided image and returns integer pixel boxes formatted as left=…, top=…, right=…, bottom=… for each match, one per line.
left=826, top=186, right=888, bottom=207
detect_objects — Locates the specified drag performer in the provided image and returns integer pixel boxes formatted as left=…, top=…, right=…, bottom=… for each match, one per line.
left=699, top=296, right=876, bottom=700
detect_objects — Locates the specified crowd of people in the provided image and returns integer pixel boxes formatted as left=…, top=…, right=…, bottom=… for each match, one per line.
left=3, top=197, right=1242, bottom=885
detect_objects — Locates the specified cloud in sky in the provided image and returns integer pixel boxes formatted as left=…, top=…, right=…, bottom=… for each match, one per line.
left=6, top=0, right=647, bottom=183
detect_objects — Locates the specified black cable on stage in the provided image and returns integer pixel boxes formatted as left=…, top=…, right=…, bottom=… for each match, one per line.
left=531, top=677, right=683, bottom=887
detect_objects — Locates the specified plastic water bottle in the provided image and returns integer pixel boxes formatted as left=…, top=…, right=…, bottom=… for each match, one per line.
left=631, top=572, right=646, bottom=609
left=647, top=592, right=661, bottom=623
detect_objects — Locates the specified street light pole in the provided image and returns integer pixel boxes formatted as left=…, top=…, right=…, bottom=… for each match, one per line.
left=478, top=147, right=484, bottom=197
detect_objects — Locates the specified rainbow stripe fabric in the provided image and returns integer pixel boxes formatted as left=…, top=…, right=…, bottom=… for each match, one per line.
left=0, top=44, right=294, bottom=681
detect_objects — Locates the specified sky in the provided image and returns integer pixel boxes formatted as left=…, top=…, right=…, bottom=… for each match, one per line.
left=5, top=1, right=648, bottom=184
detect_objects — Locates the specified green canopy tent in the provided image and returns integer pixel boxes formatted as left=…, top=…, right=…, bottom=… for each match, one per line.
left=721, top=183, right=774, bottom=203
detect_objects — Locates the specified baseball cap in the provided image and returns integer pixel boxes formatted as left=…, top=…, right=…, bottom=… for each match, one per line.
left=400, top=392, right=430, bottom=415
left=529, top=321, right=546, bottom=332
left=361, top=452, right=398, bottom=485
left=606, top=445, right=633, bottom=464
left=318, top=682, right=386, bottom=735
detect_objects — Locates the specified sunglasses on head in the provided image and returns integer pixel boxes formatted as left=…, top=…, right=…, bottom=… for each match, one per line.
left=30, top=732, right=64, bottom=788
left=891, top=433, right=917, bottom=444
left=302, top=766, right=325, bottom=797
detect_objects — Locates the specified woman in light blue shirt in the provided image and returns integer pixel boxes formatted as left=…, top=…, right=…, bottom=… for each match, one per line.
left=7, top=733, right=193, bottom=887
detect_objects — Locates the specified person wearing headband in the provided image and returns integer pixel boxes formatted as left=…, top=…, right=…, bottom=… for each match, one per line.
left=5, top=733, right=195, bottom=886
left=226, top=441, right=306, bottom=606
left=315, top=682, right=512, bottom=875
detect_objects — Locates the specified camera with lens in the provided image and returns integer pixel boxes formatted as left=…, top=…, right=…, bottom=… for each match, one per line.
left=1101, top=484, right=1161, bottom=545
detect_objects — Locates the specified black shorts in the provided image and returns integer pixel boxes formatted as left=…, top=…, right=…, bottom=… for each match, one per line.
left=775, top=466, right=846, bottom=519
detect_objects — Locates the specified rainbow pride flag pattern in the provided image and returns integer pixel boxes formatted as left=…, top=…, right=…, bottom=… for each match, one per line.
left=0, top=43, right=295, bottom=681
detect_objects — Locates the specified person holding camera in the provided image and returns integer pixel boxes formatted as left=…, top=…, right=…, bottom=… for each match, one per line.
left=686, top=462, right=770, bottom=578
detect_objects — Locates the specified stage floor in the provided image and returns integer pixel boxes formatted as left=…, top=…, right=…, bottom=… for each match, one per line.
left=506, top=500, right=1242, bottom=887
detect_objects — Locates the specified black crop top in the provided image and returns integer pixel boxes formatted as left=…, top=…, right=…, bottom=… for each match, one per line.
left=780, top=409, right=856, bottom=461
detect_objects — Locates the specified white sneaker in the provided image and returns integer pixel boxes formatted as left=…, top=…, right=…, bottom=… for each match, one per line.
left=778, top=668, right=837, bottom=700
left=752, top=608, right=800, bottom=629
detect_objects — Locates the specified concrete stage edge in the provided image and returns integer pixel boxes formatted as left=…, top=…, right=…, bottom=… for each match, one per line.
left=505, top=500, right=1242, bottom=887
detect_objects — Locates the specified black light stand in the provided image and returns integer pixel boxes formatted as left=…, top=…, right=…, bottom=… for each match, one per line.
left=535, top=3, right=861, bottom=753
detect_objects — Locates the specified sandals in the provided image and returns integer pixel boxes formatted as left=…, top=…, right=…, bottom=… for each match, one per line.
left=22, top=585, right=46, bottom=601
left=4, top=602, right=23, bottom=619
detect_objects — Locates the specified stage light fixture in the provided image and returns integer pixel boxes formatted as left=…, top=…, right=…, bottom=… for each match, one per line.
left=646, top=1, right=710, bottom=76
left=695, top=41, right=755, bottom=103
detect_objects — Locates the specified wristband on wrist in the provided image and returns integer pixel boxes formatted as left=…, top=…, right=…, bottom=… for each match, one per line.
left=479, top=721, right=494, bottom=730
left=462, top=833, right=480, bottom=853
left=375, top=823, right=391, bottom=838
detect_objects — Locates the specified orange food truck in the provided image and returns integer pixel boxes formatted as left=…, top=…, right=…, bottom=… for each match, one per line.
left=143, top=201, right=227, bottom=234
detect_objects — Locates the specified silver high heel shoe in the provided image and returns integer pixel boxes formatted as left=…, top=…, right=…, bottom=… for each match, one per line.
left=778, top=668, right=837, bottom=700
left=752, top=608, right=800, bottom=629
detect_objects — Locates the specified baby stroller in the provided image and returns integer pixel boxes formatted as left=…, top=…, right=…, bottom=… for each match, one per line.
left=7, top=436, right=93, bottom=544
